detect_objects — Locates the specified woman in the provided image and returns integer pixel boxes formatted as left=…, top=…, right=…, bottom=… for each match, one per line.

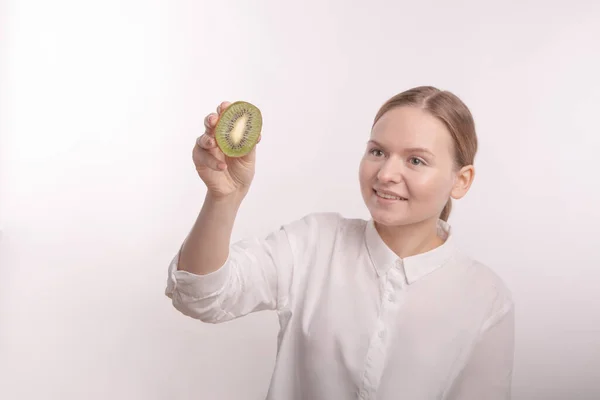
left=165, top=86, right=515, bottom=400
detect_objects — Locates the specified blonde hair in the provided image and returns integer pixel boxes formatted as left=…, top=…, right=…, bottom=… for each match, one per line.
left=372, top=86, right=478, bottom=221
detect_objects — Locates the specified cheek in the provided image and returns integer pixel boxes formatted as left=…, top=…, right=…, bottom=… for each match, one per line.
left=359, top=160, right=376, bottom=183
left=408, top=170, right=453, bottom=199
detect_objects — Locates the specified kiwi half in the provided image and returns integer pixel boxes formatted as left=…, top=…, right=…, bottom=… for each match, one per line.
left=214, top=101, right=262, bottom=158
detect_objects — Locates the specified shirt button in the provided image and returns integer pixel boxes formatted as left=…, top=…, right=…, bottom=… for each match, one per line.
left=378, top=330, right=385, bottom=338
left=388, top=294, right=395, bottom=302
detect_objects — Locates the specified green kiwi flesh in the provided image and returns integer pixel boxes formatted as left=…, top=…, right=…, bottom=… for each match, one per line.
left=214, top=101, right=262, bottom=158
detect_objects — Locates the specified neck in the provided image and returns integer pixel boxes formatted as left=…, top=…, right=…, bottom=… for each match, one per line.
left=374, top=217, right=445, bottom=259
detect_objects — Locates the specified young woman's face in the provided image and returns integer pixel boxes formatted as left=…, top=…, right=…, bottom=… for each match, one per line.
left=359, top=106, right=463, bottom=227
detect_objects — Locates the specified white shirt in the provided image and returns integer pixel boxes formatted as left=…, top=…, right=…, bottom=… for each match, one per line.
left=165, top=212, right=515, bottom=400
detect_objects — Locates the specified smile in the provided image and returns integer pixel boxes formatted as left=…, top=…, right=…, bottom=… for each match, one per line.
left=374, top=189, right=407, bottom=201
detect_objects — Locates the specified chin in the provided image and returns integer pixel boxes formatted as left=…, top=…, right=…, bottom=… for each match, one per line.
left=364, top=197, right=435, bottom=228
left=366, top=203, right=412, bottom=227
left=371, top=211, right=412, bottom=227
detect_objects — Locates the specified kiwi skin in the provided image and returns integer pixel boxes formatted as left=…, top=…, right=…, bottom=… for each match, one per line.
left=214, top=101, right=262, bottom=158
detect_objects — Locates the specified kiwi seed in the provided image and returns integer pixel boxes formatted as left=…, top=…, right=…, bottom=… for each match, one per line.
left=214, top=101, right=262, bottom=158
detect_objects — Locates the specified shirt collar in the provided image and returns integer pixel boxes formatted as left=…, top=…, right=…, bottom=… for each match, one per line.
left=364, top=218, right=457, bottom=284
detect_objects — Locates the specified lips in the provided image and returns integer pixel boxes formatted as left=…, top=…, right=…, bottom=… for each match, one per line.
left=373, top=189, right=407, bottom=201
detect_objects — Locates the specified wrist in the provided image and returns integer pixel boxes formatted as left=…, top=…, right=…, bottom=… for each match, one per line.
left=205, top=189, right=247, bottom=207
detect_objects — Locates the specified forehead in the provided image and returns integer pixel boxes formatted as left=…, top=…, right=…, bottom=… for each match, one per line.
left=371, top=106, right=452, bottom=152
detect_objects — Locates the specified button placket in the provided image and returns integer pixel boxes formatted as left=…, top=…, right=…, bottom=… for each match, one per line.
left=359, top=272, right=398, bottom=400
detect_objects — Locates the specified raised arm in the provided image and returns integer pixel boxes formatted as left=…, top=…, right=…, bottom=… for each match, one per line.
left=165, top=100, right=294, bottom=323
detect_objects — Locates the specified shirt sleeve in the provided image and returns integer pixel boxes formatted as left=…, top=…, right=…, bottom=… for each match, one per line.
left=164, top=222, right=297, bottom=324
left=445, top=297, right=516, bottom=400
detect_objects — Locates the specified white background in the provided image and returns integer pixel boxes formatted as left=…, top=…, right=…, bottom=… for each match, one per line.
left=1, top=0, right=599, bottom=399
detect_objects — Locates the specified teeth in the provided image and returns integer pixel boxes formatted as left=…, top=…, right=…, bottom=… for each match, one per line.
left=376, top=191, right=406, bottom=200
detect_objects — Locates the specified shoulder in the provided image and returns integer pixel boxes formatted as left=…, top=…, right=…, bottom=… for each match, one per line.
left=282, top=211, right=367, bottom=235
left=280, top=212, right=368, bottom=248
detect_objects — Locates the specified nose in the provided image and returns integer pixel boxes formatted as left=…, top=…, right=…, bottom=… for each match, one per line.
left=376, top=157, right=404, bottom=184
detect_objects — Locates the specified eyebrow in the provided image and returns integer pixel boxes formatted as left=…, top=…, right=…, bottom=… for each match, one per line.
left=367, top=140, right=435, bottom=157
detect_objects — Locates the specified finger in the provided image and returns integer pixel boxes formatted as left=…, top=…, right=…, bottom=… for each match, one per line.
left=196, top=134, right=227, bottom=161
left=193, top=145, right=227, bottom=171
left=204, top=113, right=218, bottom=133
left=196, top=134, right=218, bottom=150
left=257, top=134, right=262, bottom=144
left=217, top=101, right=231, bottom=115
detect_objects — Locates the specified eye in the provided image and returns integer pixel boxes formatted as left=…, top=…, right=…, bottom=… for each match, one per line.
left=369, top=148, right=384, bottom=157
left=409, top=157, right=425, bottom=166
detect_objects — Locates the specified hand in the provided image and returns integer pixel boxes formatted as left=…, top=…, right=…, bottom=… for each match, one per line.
left=192, top=101, right=261, bottom=198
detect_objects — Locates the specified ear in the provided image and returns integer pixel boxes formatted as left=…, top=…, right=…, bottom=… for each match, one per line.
left=451, top=165, right=475, bottom=200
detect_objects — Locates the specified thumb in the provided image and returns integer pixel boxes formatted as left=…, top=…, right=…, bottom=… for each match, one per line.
left=240, top=134, right=261, bottom=163
left=239, top=144, right=257, bottom=164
